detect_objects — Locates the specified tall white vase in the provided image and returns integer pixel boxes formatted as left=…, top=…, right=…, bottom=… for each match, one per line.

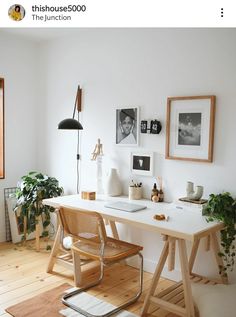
left=96, top=155, right=104, bottom=194
left=105, top=168, right=122, bottom=197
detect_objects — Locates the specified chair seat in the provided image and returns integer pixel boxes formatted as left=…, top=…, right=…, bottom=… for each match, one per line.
left=60, top=207, right=143, bottom=317
left=72, top=237, right=143, bottom=262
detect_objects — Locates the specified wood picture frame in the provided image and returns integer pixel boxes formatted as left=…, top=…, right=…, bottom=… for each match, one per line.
left=131, top=152, right=153, bottom=176
left=165, top=95, right=215, bottom=162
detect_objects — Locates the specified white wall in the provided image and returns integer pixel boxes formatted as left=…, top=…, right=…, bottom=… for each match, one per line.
left=37, top=28, right=236, bottom=282
left=0, top=32, right=38, bottom=241
left=37, top=29, right=236, bottom=197
left=1, top=28, right=236, bottom=282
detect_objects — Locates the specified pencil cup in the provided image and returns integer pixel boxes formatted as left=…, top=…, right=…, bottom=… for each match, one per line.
left=129, top=186, right=142, bottom=200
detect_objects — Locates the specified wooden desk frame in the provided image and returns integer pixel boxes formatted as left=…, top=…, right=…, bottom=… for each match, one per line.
left=43, top=196, right=227, bottom=317
left=141, top=231, right=228, bottom=317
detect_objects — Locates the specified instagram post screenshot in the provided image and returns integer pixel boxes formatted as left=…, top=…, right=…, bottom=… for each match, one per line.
left=0, top=1, right=236, bottom=317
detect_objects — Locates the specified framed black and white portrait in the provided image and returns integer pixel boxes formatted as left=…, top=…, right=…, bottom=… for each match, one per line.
left=166, top=96, right=215, bottom=162
left=131, top=152, right=153, bottom=176
left=116, top=107, right=139, bottom=146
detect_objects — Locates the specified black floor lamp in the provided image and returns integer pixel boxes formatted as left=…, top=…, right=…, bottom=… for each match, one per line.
left=58, top=85, right=83, bottom=193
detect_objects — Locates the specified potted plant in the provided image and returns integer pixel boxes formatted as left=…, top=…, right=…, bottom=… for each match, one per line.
left=202, top=192, right=236, bottom=275
left=15, top=171, right=63, bottom=247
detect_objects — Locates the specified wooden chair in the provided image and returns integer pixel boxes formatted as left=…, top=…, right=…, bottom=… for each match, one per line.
left=58, top=206, right=143, bottom=317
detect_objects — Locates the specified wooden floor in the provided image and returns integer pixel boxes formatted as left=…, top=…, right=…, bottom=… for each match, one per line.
left=0, top=240, right=179, bottom=317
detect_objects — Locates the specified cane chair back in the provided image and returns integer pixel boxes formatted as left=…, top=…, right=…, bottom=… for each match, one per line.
left=60, top=206, right=144, bottom=317
left=58, top=207, right=107, bottom=245
left=59, top=206, right=142, bottom=262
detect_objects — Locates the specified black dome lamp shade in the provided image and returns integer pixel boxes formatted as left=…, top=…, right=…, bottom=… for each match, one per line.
left=58, top=85, right=83, bottom=130
left=58, top=118, right=83, bottom=130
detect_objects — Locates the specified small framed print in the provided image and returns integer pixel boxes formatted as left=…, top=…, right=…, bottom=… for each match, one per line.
left=165, top=95, right=215, bottom=162
left=131, top=152, right=153, bottom=176
left=116, top=107, right=139, bottom=146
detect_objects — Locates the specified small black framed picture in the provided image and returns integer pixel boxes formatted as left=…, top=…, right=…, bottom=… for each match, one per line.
left=131, top=152, right=153, bottom=176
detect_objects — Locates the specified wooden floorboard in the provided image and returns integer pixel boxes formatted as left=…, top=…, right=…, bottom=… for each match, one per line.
left=0, top=240, right=179, bottom=317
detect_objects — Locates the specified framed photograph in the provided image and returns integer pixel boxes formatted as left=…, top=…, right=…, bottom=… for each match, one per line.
left=131, top=152, right=153, bottom=176
left=166, top=96, right=215, bottom=162
left=116, top=107, right=139, bottom=146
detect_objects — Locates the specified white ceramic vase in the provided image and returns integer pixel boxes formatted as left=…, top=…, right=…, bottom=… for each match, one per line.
left=186, top=181, right=194, bottom=197
left=105, top=168, right=122, bottom=197
left=186, top=181, right=204, bottom=200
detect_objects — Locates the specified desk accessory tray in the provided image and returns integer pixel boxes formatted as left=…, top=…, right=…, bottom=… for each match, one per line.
left=179, top=197, right=208, bottom=205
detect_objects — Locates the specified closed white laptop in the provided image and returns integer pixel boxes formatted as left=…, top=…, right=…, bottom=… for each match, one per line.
left=104, top=201, right=147, bottom=212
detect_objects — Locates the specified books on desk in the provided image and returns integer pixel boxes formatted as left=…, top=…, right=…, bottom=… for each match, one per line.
left=104, top=201, right=147, bottom=212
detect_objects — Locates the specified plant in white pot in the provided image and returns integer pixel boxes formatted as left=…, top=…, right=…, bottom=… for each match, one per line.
left=15, top=171, right=63, bottom=248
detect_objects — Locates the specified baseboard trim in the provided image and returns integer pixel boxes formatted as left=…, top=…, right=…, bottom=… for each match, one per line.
left=143, top=258, right=181, bottom=282
left=127, top=256, right=181, bottom=282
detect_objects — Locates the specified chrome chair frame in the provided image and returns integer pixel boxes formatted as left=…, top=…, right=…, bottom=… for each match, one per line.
left=62, top=220, right=143, bottom=317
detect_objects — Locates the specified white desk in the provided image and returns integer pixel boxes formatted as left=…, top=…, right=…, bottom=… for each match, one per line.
left=43, top=195, right=226, bottom=317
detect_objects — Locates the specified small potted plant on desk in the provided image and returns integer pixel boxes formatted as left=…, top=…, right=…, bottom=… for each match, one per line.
left=202, top=192, right=236, bottom=275
left=15, top=171, right=63, bottom=250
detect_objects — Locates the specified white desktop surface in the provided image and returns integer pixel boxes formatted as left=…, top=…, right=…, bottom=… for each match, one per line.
left=43, top=194, right=226, bottom=317
left=43, top=195, right=223, bottom=241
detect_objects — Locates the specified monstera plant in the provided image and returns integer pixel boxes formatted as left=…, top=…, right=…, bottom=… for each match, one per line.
left=202, top=192, right=236, bottom=275
left=15, top=171, right=63, bottom=243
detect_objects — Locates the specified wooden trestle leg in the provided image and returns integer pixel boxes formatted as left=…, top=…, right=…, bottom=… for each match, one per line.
left=46, top=224, right=62, bottom=273
left=141, top=237, right=196, bottom=317
left=109, top=220, right=120, bottom=239
left=188, top=238, right=200, bottom=274
left=178, top=239, right=195, bottom=317
left=140, top=239, right=169, bottom=316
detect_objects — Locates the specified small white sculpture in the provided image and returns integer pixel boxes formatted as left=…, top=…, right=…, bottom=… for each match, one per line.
left=186, top=181, right=204, bottom=200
